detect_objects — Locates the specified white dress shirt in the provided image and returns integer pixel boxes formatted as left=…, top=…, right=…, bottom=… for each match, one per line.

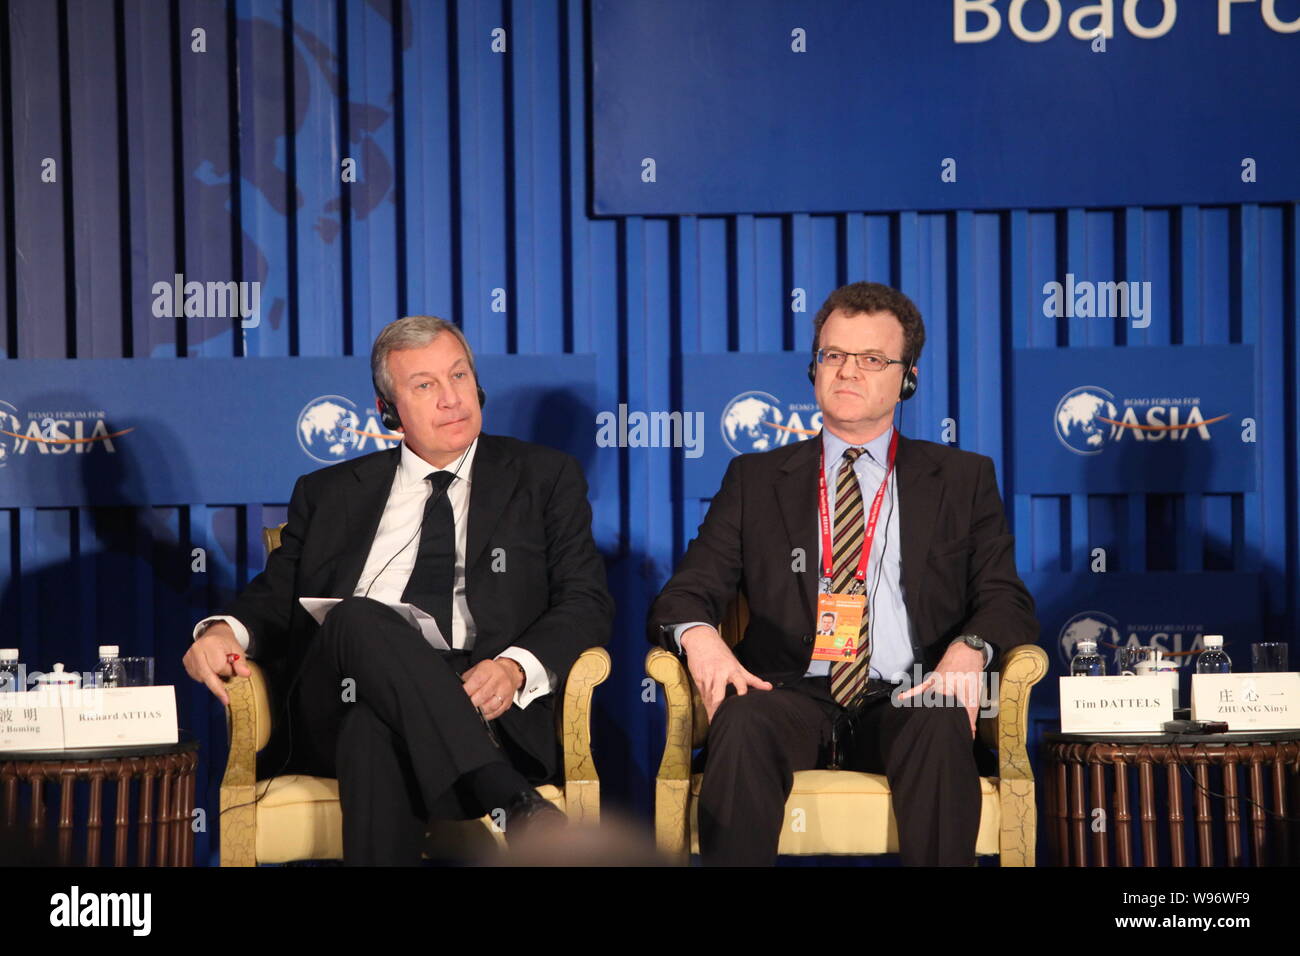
left=195, top=437, right=556, bottom=709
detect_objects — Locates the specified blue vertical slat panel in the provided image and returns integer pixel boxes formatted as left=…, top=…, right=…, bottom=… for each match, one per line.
left=0, top=0, right=10, bottom=360
left=1009, top=210, right=1034, bottom=573
left=235, top=0, right=292, bottom=358
left=1289, top=206, right=1299, bottom=635
left=453, top=0, right=507, bottom=353
left=807, top=215, right=837, bottom=340
left=1256, top=204, right=1290, bottom=631
left=753, top=217, right=782, bottom=350
left=972, top=212, right=1004, bottom=468
left=289, top=0, right=345, bottom=357
left=10, top=0, right=69, bottom=359
left=67, top=0, right=125, bottom=359
left=732, top=215, right=756, bottom=351
left=696, top=218, right=728, bottom=353
left=506, top=0, right=535, bottom=352
left=344, top=0, right=399, bottom=350
left=401, top=0, right=454, bottom=319
left=123, top=0, right=180, bottom=358
left=179, top=0, right=237, bottom=357
left=0, top=511, right=17, bottom=654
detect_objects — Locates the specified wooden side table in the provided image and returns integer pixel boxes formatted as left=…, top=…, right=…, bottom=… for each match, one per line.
left=1042, top=730, right=1300, bottom=867
left=0, top=733, right=199, bottom=866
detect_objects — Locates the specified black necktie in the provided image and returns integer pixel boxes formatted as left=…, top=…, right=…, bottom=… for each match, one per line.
left=401, top=470, right=457, bottom=645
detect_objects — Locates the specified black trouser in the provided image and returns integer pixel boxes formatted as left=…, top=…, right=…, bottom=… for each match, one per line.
left=287, top=597, right=520, bottom=865
left=696, top=676, right=984, bottom=866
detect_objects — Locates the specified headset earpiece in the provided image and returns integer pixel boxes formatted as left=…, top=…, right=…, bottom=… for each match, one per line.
left=477, top=385, right=487, bottom=408
left=379, top=397, right=402, bottom=431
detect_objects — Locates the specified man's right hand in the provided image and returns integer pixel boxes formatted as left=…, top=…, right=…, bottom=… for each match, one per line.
left=680, top=625, right=772, bottom=723
left=182, top=622, right=251, bottom=707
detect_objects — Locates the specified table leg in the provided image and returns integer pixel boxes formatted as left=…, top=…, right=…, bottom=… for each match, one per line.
left=114, top=771, right=131, bottom=867
left=1069, top=754, right=1088, bottom=866
left=57, top=765, right=75, bottom=866
left=1193, top=754, right=1213, bottom=866
left=1138, top=754, right=1157, bottom=866
left=86, top=770, right=104, bottom=867
left=1089, top=755, right=1109, bottom=866
left=1223, top=748, right=1242, bottom=867
left=1166, top=759, right=1186, bottom=867
left=1249, top=758, right=1267, bottom=866
left=138, top=769, right=155, bottom=867
left=1113, top=752, right=1133, bottom=867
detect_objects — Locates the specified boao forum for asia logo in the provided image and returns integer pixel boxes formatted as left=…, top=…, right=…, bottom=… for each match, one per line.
left=296, top=395, right=400, bottom=464
left=720, top=390, right=822, bottom=456
left=0, top=400, right=132, bottom=467
left=1053, top=385, right=1229, bottom=456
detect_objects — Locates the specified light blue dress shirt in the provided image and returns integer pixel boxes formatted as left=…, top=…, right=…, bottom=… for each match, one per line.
left=810, top=426, right=912, bottom=681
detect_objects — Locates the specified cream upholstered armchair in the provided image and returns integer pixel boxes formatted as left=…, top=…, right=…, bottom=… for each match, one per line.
left=218, top=524, right=611, bottom=866
left=646, top=594, right=1049, bottom=865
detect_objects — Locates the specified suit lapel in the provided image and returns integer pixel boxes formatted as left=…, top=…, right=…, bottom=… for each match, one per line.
left=895, top=432, right=942, bottom=622
left=332, top=447, right=402, bottom=597
left=774, top=437, right=821, bottom=623
left=465, top=433, right=520, bottom=575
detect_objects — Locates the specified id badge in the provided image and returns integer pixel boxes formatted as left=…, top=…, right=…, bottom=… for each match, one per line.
left=812, top=590, right=866, bottom=662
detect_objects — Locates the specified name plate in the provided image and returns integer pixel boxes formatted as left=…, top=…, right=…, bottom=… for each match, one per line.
left=1191, top=673, right=1300, bottom=731
left=0, top=691, right=67, bottom=750
left=1060, top=676, right=1175, bottom=734
left=64, top=686, right=178, bottom=748
left=0, top=686, right=178, bottom=751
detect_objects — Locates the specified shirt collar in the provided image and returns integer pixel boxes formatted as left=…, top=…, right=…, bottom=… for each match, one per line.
left=396, top=436, right=478, bottom=492
left=821, top=423, right=894, bottom=469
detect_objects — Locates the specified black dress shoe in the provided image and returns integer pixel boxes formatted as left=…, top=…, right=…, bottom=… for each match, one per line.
left=502, top=788, right=566, bottom=843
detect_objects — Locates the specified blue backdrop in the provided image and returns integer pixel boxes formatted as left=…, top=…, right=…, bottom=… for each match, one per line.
left=1, top=0, right=1297, bottom=867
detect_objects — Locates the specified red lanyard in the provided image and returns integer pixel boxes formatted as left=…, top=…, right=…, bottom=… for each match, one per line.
left=817, top=429, right=898, bottom=589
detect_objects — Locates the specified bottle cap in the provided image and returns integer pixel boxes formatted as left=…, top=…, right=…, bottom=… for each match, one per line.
left=1203, top=635, right=1223, bottom=648
left=0, top=649, right=17, bottom=662
left=99, top=645, right=120, bottom=657
left=1077, top=640, right=1097, bottom=652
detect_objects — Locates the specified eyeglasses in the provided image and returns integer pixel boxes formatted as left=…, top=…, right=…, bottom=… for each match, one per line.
left=815, top=349, right=907, bottom=372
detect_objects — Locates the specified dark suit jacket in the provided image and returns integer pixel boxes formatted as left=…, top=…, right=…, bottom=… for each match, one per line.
left=647, top=431, right=1038, bottom=687
left=223, top=431, right=614, bottom=781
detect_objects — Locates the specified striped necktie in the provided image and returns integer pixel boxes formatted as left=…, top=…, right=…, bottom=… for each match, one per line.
left=829, top=447, right=872, bottom=707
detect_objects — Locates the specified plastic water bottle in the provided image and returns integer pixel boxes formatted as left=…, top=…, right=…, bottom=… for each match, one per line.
left=95, top=645, right=126, bottom=688
left=0, top=649, right=20, bottom=693
left=1071, top=639, right=1106, bottom=676
left=1195, top=635, right=1232, bottom=674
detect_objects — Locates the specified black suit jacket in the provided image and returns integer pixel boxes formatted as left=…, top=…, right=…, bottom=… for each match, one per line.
left=648, top=431, right=1038, bottom=686
left=223, top=432, right=614, bottom=781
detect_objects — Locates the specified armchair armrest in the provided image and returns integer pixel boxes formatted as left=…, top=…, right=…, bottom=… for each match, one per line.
left=560, top=646, right=611, bottom=823
left=992, top=643, right=1049, bottom=866
left=646, top=647, right=696, bottom=861
left=219, top=659, right=271, bottom=866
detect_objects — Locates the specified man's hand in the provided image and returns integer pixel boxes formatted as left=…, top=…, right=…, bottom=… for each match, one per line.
left=182, top=622, right=251, bottom=707
left=680, top=625, right=773, bottom=723
left=896, top=642, right=985, bottom=738
left=462, top=659, right=524, bottom=721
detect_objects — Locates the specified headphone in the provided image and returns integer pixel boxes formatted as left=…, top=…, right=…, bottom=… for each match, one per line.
left=376, top=376, right=487, bottom=431
left=808, top=344, right=917, bottom=401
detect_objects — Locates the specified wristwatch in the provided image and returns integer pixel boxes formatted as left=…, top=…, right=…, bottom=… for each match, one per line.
left=953, top=634, right=986, bottom=652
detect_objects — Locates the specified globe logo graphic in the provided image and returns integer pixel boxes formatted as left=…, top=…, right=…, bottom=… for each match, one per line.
left=1054, top=386, right=1119, bottom=455
left=0, top=401, right=21, bottom=468
left=297, top=395, right=363, bottom=464
left=721, top=391, right=787, bottom=455
left=1058, top=610, right=1121, bottom=670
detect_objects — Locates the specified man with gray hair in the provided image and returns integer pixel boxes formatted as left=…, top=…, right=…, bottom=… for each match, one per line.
left=183, top=316, right=613, bottom=864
